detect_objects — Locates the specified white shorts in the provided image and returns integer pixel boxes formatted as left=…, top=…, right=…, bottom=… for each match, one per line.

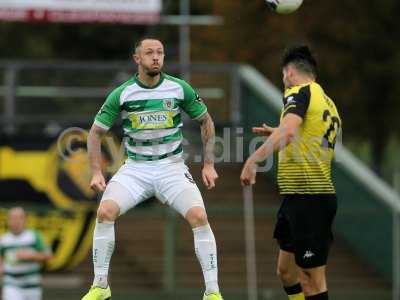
left=2, top=286, right=42, bottom=300
left=101, top=158, right=205, bottom=217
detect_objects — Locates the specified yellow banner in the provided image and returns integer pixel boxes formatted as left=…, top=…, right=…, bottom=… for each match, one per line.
left=0, top=130, right=123, bottom=270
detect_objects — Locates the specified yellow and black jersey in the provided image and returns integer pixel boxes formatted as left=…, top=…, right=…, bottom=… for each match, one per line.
left=277, top=82, right=342, bottom=195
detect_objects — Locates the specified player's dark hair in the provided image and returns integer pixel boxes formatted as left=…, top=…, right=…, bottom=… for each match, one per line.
left=133, top=37, right=164, bottom=53
left=282, top=45, right=317, bottom=77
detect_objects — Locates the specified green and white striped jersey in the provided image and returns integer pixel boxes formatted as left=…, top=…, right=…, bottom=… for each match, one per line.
left=94, top=73, right=207, bottom=161
left=0, top=230, right=50, bottom=289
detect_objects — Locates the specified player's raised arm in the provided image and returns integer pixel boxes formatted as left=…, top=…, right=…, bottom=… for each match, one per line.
left=197, top=112, right=218, bottom=189
left=87, top=124, right=108, bottom=193
left=240, top=113, right=302, bottom=186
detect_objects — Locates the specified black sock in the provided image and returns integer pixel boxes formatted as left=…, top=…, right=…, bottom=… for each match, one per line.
left=284, top=283, right=303, bottom=295
left=306, top=291, right=328, bottom=300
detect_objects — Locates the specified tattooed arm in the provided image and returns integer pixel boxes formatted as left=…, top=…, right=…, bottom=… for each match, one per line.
left=87, top=123, right=108, bottom=192
left=198, top=112, right=216, bottom=164
left=197, top=113, right=218, bottom=189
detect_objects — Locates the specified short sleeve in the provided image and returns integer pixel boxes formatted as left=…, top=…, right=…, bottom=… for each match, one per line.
left=94, top=88, right=122, bottom=130
left=179, top=81, right=208, bottom=120
left=282, top=85, right=311, bottom=119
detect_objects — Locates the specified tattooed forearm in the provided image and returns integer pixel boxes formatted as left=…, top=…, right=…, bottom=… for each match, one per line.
left=87, top=124, right=107, bottom=173
left=198, top=113, right=215, bottom=164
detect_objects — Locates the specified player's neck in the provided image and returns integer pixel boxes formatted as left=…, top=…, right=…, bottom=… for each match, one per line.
left=137, top=72, right=161, bottom=88
left=10, top=229, right=25, bottom=236
left=292, top=75, right=314, bottom=87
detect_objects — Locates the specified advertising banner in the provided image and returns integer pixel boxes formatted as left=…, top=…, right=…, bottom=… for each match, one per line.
left=0, top=0, right=161, bottom=24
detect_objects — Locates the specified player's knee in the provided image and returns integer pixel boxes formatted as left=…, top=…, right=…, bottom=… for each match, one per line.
left=300, top=274, right=314, bottom=295
left=277, top=265, right=297, bottom=285
left=301, top=280, right=324, bottom=295
left=301, top=269, right=326, bottom=295
left=307, top=278, right=326, bottom=294
left=185, top=207, right=208, bottom=228
left=97, top=200, right=119, bottom=222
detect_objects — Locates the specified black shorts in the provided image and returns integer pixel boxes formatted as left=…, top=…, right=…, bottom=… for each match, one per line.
left=273, top=194, right=337, bottom=269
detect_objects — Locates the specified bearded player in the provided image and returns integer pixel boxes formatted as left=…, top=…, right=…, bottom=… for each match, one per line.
left=81, top=38, right=223, bottom=300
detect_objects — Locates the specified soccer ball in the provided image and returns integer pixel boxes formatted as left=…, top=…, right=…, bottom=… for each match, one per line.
left=265, top=0, right=303, bottom=14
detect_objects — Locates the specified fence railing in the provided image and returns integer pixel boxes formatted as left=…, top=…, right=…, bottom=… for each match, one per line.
left=0, top=61, right=240, bottom=133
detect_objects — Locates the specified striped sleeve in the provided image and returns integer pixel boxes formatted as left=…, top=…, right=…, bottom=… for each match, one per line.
left=179, top=81, right=207, bottom=120
left=94, top=88, right=122, bottom=129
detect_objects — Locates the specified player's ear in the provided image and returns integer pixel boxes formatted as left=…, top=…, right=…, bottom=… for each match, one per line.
left=133, top=53, right=140, bottom=64
left=286, top=64, right=294, bottom=78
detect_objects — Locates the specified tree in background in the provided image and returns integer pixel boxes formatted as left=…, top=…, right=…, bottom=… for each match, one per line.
left=191, top=0, right=400, bottom=175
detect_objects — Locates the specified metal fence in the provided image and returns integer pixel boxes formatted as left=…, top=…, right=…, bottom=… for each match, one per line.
left=0, top=61, right=240, bottom=134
